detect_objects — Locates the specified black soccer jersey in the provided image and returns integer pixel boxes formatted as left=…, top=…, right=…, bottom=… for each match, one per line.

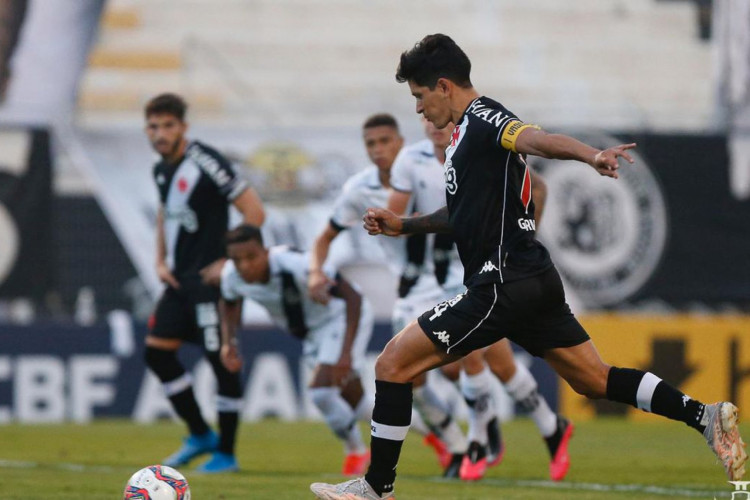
left=153, top=140, right=248, bottom=279
left=444, top=96, right=552, bottom=287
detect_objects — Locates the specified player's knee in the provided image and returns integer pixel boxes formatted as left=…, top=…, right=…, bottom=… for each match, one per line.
left=568, top=366, right=609, bottom=399
left=144, top=346, right=184, bottom=382
left=374, top=344, right=411, bottom=383
left=440, top=362, right=461, bottom=382
left=491, top=362, right=516, bottom=382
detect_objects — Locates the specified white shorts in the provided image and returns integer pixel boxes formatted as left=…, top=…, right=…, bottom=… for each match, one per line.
left=302, top=299, right=374, bottom=372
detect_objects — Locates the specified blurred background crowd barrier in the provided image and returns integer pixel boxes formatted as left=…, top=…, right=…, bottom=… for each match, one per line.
left=0, top=0, right=747, bottom=422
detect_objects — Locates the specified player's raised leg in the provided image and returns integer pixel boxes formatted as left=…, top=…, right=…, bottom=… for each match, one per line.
left=544, top=339, right=747, bottom=480
left=310, top=319, right=459, bottom=499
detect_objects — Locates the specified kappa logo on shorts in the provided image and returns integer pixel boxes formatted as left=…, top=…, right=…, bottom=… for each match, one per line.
left=434, top=330, right=451, bottom=345
left=479, top=260, right=499, bottom=274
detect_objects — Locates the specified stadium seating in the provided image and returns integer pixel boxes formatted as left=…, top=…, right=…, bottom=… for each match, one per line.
left=80, top=0, right=713, bottom=131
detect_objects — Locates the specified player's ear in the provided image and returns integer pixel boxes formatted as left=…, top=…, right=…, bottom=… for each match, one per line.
left=436, top=78, right=451, bottom=97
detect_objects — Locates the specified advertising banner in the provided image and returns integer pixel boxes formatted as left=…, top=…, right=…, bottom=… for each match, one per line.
left=560, top=315, right=750, bottom=420
left=0, top=321, right=558, bottom=424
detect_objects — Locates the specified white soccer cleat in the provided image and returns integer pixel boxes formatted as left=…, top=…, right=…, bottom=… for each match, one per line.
left=703, top=402, right=748, bottom=480
left=310, top=477, right=395, bottom=499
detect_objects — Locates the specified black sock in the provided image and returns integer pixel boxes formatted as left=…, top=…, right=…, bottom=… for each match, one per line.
left=218, top=411, right=238, bottom=454
left=208, top=352, right=243, bottom=456
left=606, top=367, right=706, bottom=433
left=365, top=380, right=413, bottom=496
left=169, top=387, right=210, bottom=436
left=145, top=347, right=210, bottom=436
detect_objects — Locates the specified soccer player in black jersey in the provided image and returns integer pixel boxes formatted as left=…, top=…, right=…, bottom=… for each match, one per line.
left=144, top=93, right=265, bottom=473
left=311, top=34, right=747, bottom=499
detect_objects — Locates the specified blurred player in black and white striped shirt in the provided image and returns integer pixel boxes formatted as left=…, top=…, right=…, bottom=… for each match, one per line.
left=144, top=93, right=264, bottom=474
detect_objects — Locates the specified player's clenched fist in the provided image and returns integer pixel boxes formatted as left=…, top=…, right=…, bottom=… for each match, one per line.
left=363, top=207, right=403, bottom=236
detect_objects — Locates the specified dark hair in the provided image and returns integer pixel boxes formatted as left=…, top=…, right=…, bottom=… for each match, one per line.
left=145, top=93, right=188, bottom=121
left=396, top=34, right=472, bottom=89
left=225, top=224, right=264, bottom=247
left=363, top=113, right=399, bottom=132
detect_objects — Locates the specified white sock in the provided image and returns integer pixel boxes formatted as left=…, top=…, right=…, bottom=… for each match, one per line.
left=309, top=387, right=366, bottom=453
left=504, top=362, right=557, bottom=438
left=410, top=407, right=430, bottom=436
left=413, top=384, right=467, bottom=453
left=354, top=392, right=374, bottom=422
left=460, top=368, right=496, bottom=445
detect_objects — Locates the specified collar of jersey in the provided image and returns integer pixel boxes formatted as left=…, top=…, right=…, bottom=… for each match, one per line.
left=365, top=166, right=384, bottom=189
left=459, top=96, right=483, bottom=122
left=268, top=245, right=290, bottom=276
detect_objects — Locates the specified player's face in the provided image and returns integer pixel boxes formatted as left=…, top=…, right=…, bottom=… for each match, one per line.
left=145, top=113, right=187, bottom=159
left=228, top=240, right=270, bottom=284
left=422, top=117, right=452, bottom=149
left=409, top=80, right=452, bottom=129
left=363, top=125, right=403, bottom=172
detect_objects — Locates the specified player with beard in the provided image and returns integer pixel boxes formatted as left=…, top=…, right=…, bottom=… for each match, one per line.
left=144, top=93, right=264, bottom=473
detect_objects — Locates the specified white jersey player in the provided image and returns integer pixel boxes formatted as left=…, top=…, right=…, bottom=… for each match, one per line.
left=218, top=225, right=374, bottom=476
left=308, top=113, right=467, bottom=475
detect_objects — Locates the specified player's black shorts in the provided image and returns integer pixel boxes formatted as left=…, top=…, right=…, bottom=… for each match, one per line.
left=417, top=266, right=589, bottom=358
left=149, top=278, right=222, bottom=352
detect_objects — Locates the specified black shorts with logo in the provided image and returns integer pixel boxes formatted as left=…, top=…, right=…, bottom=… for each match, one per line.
left=417, top=266, right=589, bottom=358
left=149, top=278, right=222, bottom=352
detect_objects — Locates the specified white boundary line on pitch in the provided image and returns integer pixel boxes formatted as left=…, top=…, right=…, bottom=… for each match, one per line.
left=434, top=477, right=729, bottom=498
left=1, top=460, right=730, bottom=498
left=320, top=472, right=728, bottom=498
left=0, top=459, right=123, bottom=474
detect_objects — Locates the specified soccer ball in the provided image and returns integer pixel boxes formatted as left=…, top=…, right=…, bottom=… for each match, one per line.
left=123, top=465, right=191, bottom=500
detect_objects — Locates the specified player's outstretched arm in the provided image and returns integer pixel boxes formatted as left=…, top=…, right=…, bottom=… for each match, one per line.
left=364, top=206, right=450, bottom=236
left=514, top=127, right=636, bottom=179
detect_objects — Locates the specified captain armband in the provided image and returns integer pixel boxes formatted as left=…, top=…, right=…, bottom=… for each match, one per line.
left=499, top=120, right=541, bottom=153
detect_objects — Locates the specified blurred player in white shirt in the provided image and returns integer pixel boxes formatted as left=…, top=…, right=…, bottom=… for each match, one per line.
left=308, top=114, right=467, bottom=475
left=219, top=224, right=374, bottom=476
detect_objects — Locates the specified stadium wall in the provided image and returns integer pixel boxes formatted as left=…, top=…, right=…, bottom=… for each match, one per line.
left=0, top=321, right=558, bottom=424
left=561, top=315, right=750, bottom=421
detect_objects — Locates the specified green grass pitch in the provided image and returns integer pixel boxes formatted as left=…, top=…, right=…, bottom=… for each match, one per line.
left=0, top=418, right=743, bottom=499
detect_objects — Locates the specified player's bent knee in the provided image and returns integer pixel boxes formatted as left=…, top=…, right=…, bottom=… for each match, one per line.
left=568, top=369, right=609, bottom=399
left=374, top=344, right=415, bottom=383
left=440, top=362, right=460, bottom=382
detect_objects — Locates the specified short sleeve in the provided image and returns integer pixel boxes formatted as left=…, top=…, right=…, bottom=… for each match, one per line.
left=497, top=120, right=541, bottom=153
left=329, top=189, right=361, bottom=230
left=187, top=142, right=249, bottom=201
left=389, top=149, right=414, bottom=193
left=220, top=260, right=242, bottom=301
